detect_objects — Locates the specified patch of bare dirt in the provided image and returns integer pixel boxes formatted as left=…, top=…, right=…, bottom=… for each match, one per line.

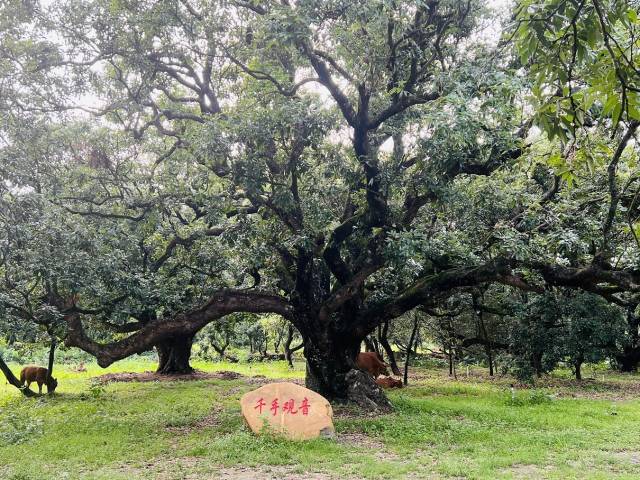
left=540, top=378, right=640, bottom=400
left=95, top=370, right=308, bottom=389
left=245, top=376, right=304, bottom=387
left=110, top=455, right=205, bottom=480
left=111, top=458, right=338, bottom=480
left=217, top=465, right=335, bottom=480
left=612, top=450, right=640, bottom=465
left=95, top=370, right=244, bottom=384
left=166, top=405, right=225, bottom=434
left=333, top=404, right=387, bottom=419
left=499, top=463, right=552, bottom=479
left=336, top=432, right=400, bottom=461
left=337, top=432, right=385, bottom=449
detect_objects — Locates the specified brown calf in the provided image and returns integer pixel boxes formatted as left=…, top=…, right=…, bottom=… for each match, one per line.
left=20, top=366, right=58, bottom=394
left=356, top=352, right=390, bottom=378
left=376, top=376, right=403, bottom=389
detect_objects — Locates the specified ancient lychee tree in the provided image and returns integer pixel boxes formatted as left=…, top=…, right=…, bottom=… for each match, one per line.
left=2, top=0, right=640, bottom=408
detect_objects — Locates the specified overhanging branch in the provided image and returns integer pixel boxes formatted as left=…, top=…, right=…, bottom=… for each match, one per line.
left=64, top=290, right=293, bottom=368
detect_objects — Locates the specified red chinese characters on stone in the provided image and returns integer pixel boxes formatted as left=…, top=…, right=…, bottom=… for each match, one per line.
left=270, top=398, right=279, bottom=416
left=255, top=397, right=311, bottom=416
left=300, top=397, right=310, bottom=416
left=254, top=397, right=266, bottom=414
left=241, top=382, right=334, bottom=440
left=282, top=398, right=298, bottom=414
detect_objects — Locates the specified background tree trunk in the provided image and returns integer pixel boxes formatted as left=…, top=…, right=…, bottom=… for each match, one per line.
left=156, top=334, right=195, bottom=374
left=285, top=342, right=303, bottom=367
left=404, top=314, right=419, bottom=386
left=574, top=353, right=584, bottom=380
left=452, top=351, right=457, bottom=379
left=210, top=340, right=238, bottom=362
left=284, top=325, right=296, bottom=367
left=532, top=351, right=543, bottom=378
left=363, top=336, right=376, bottom=352
left=616, top=347, right=640, bottom=372
left=378, top=320, right=401, bottom=375
left=46, top=337, right=56, bottom=392
left=486, top=346, right=494, bottom=376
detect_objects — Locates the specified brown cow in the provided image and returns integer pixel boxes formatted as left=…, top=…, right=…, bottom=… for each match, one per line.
left=356, top=352, right=390, bottom=378
left=20, top=366, right=58, bottom=394
left=376, top=376, right=403, bottom=389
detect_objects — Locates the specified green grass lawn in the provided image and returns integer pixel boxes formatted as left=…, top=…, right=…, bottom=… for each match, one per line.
left=1, top=358, right=639, bottom=479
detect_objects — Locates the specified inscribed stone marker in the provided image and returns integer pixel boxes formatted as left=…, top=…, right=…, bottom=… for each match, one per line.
left=240, top=382, right=335, bottom=440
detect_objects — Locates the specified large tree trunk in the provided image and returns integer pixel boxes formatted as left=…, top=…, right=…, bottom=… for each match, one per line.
left=156, top=334, right=195, bottom=374
left=302, top=327, right=391, bottom=412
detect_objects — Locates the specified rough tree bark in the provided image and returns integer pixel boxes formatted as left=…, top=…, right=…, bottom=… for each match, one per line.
left=302, top=324, right=391, bottom=411
left=156, top=333, right=195, bottom=374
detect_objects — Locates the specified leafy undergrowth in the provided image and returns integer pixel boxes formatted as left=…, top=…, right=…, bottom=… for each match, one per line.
left=0, top=359, right=639, bottom=479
